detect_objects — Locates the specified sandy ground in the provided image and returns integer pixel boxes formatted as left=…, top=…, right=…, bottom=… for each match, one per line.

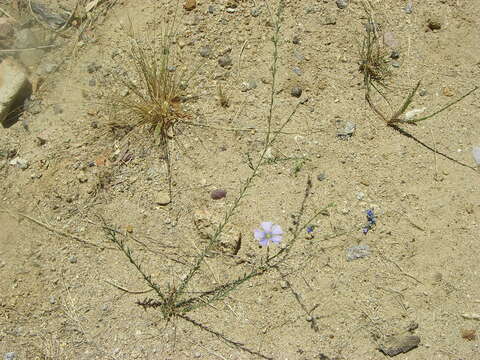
left=1, top=0, right=480, bottom=359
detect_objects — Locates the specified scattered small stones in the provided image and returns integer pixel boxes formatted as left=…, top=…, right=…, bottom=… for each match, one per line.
left=346, top=245, right=371, bottom=261
left=199, top=46, right=212, bottom=58
left=336, top=121, right=356, bottom=139
left=218, top=55, right=232, bottom=68
left=427, top=17, right=442, bottom=31
left=68, top=255, right=77, bottom=264
left=379, top=335, right=420, bottom=356
left=155, top=191, right=171, bottom=205
left=9, top=157, right=29, bottom=169
left=183, top=0, right=196, bottom=11
left=211, top=188, right=227, bottom=200
left=290, top=87, right=302, bottom=98
left=336, top=0, right=349, bottom=9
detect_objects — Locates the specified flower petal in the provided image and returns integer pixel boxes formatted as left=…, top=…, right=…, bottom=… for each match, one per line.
left=271, top=224, right=283, bottom=235
left=260, top=221, right=273, bottom=232
left=271, top=235, right=282, bottom=244
left=254, top=229, right=265, bottom=241
left=259, top=238, right=270, bottom=247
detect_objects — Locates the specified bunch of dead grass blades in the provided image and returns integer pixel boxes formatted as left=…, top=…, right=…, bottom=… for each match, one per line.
left=359, top=0, right=477, bottom=126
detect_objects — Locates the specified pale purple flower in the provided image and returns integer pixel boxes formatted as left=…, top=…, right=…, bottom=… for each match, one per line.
left=254, top=222, right=283, bottom=247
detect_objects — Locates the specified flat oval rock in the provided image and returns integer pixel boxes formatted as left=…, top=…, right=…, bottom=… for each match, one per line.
left=379, top=335, right=420, bottom=356
left=211, top=189, right=227, bottom=200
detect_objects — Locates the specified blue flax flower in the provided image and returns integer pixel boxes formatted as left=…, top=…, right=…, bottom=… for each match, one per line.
left=306, top=225, right=314, bottom=234
left=363, top=209, right=376, bottom=234
left=254, top=222, right=283, bottom=247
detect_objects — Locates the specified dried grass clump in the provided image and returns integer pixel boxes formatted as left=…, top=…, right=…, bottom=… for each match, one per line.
left=110, top=20, right=190, bottom=141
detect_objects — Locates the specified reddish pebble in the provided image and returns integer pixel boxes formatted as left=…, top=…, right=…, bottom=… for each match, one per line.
left=211, top=189, right=227, bottom=200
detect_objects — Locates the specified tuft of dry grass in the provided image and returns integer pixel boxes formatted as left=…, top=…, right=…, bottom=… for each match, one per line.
left=110, top=20, right=188, bottom=142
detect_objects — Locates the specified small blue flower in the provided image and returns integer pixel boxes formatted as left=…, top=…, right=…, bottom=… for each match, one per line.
left=254, top=222, right=283, bottom=247
left=363, top=209, right=376, bottom=235
left=366, top=209, right=376, bottom=226
left=306, top=225, right=314, bottom=234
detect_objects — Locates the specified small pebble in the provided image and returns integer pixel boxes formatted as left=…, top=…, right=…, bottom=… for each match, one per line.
left=391, top=61, right=400, bottom=68
left=292, top=67, right=302, bottom=76
left=49, top=296, right=56, bottom=304
left=250, top=8, right=260, bottom=17
left=68, top=255, right=77, bottom=264
left=317, top=172, right=327, bottom=181
left=356, top=192, right=365, bottom=200
left=427, top=17, right=442, bottom=31
left=472, top=146, right=480, bottom=165
left=404, top=1, right=413, bottom=14
left=77, top=173, right=88, bottom=183
left=346, top=245, right=371, bottom=261
left=419, top=88, right=427, bottom=96
left=4, top=352, right=16, bottom=360
left=291, top=87, right=302, bottom=98
left=183, top=0, right=196, bottom=11
left=9, top=158, right=29, bottom=169
left=208, top=5, right=215, bottom=14
left=211, top=189, right=227, bottom=200
left=199, top=46, right=212, bottom=58
left=336, top=121, right=356, bottom=139
left=87, top=62, right=100, bottom=73
left=218, top=55, right=232, bottom=68
left=53, top=104, right=63, bottom=114
left=390, top=50, right=400, bottom=59
left=280, top=280, right=289, bottom=289
left=442, top=87, right=454, bottom=97
left=292, top=35, right=300, bottom=44
left=336, top=0, right=349, bottom=9
left=42, top=63, right=58, bottom=74
left=155, top=191, right=171, bottom=205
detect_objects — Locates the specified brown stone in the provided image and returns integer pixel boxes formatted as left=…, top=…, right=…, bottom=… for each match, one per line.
left=183, top=0, right=196, bottom=11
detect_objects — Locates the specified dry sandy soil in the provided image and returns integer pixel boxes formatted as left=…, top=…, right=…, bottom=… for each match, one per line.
left=1, top=0, right=480, bottom=359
